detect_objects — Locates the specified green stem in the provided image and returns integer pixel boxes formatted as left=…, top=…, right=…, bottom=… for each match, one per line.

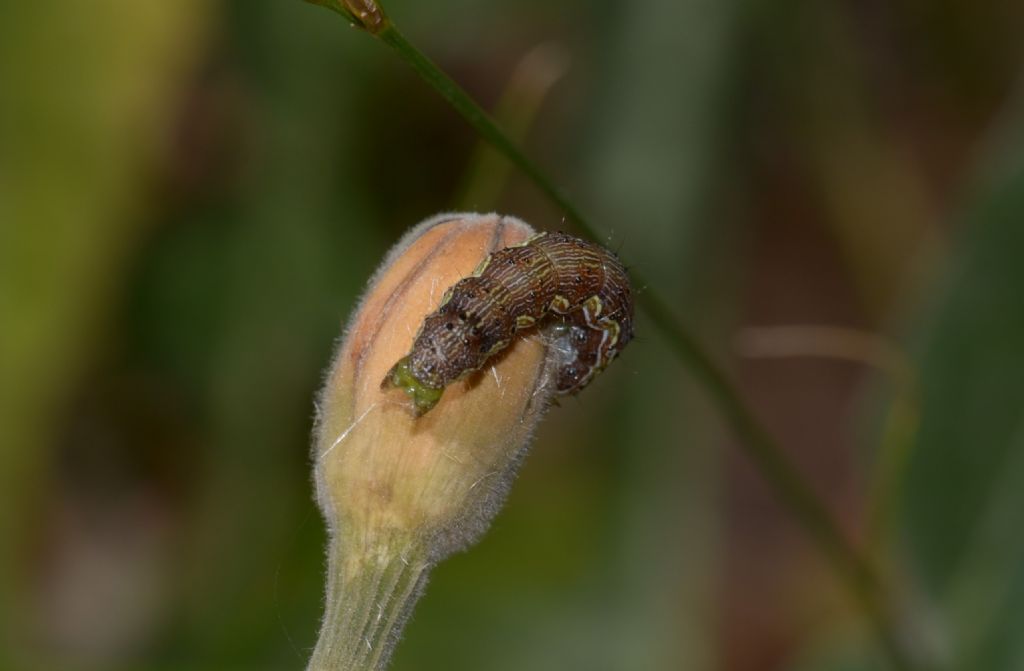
left=306, top=2, right=914, bottom=667
left=456, top=43, right=568, bottom=210
left=377, top=25, right=589, bottom=230
left=640, top=291, right=913, bottom=667
left=308, top=537, right=430, bottom=671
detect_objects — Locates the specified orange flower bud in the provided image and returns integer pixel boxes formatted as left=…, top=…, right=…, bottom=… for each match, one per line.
left=309, top=213, right=556, bottom=671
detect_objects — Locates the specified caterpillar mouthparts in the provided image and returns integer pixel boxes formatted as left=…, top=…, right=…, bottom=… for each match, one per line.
left=383, top=230, right=634, bottom=416
left=383, top=355, right=445, bottom=417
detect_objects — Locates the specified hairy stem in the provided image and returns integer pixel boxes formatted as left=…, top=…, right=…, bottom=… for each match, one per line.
left=308, top=536, right=430, bottom=671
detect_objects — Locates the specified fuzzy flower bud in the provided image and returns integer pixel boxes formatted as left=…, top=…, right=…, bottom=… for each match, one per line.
left=309, top=213, right=557, bottom=671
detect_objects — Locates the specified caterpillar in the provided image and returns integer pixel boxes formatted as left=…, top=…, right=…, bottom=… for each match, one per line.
left=384, top=231, right=634, bottom=415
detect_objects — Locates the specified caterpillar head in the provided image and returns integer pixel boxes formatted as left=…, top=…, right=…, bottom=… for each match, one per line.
left=383, top=307, right=485, bottom=415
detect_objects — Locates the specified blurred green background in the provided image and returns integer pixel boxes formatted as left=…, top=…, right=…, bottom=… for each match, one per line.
left=2, top=0, right=1024, bottom=669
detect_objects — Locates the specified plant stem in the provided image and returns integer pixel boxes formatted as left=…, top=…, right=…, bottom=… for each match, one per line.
left=308, top=536, right=430, bottom=671
left=305, top=2, right=914, bottom=667
left=377, top=26, right=590, bottom=231
left=456, top=43, right=569, bottom=210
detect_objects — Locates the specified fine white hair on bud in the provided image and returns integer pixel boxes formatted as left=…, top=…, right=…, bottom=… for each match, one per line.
left=308, top=213, right=559, bottom=671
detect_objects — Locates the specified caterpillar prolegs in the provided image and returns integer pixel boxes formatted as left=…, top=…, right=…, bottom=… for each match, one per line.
left=384, top=230, right=635, bottom=415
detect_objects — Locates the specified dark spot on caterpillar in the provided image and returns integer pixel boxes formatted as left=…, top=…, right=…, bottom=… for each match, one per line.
left=385, top=231, right=634, bottom=415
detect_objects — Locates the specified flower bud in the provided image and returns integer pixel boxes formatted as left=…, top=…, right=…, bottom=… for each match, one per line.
left=309, top=213, right=556, bottom=671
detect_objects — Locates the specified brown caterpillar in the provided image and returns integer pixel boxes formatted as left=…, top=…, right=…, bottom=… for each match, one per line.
left=384, top=231, right=634, bottom=415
